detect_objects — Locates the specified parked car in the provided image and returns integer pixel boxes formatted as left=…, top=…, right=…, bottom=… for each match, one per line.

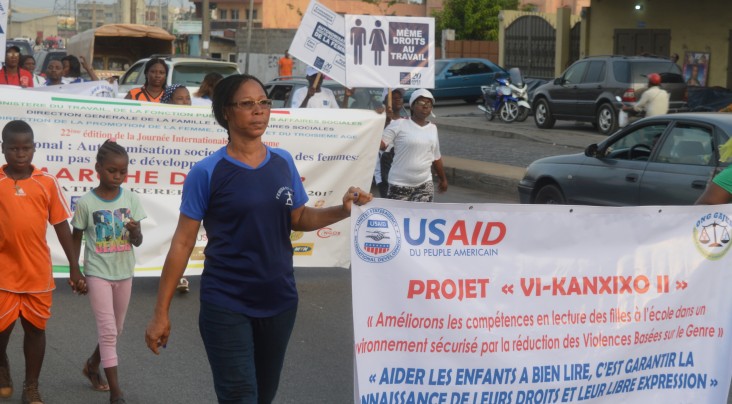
left=33, top=49, right=67, bottom=76
left=265, top=77, right=384, bottom=109
left=532, top=55, right=687, bottom=135
left=6, top=39, right=33, bottom=56
left=116, top=56, right=240, bottom=98
left=403, top=58, right=507, bottom=104
left=518, top=113, right=732, bottom=206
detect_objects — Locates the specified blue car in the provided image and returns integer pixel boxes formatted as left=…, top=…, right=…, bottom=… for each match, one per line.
left=405, top=58, right=507, bottom=103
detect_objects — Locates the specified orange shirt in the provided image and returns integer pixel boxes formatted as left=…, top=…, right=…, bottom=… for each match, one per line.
left=279, top=57, right=293, bottom=77
left=128, top=87, right=163, bottom=102
left=0, top=166, right=71, bottom=293
left=0, top=68, right=34, bottom=88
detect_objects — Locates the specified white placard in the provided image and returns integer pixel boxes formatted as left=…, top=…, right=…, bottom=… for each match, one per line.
left=0, top=0, right=8, bottom=64
left=288, top=0, right=346, bottom=84
left=345, top=15, right=435, bottom=89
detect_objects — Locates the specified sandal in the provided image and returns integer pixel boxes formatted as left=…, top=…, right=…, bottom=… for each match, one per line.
left=177, top=277, right=190, bottom=293
left=82, top=358, right=110, bottom=392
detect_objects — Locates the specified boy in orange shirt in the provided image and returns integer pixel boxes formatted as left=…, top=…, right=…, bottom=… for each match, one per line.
left=0, top=120, right=85, bottom=403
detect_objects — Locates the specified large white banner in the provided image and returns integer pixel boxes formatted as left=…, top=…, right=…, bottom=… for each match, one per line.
left=351, top=200, right=732, bottom=403
left=0, top=88, right=384, bottom=275
left=289, top=0, right=346, bottom=84
left=28, top=80, right=119, bottom=98
left=345, top=15, right=435, bottom=89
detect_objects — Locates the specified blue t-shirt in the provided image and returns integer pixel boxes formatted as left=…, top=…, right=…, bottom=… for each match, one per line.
left=181, top=146, right=308, bottom=317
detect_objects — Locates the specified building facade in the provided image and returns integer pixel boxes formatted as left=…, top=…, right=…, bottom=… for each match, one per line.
left=76, top=1, right=171, bottom=32
left=584, top=0, right=732, bottom=88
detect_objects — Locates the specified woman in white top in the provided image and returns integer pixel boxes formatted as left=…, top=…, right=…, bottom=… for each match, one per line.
left=380, top=88, right=448, bottom=202
left=19, top=55, right=45, bottom=87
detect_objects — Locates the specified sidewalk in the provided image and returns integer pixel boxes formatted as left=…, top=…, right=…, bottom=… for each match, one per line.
left=433, top=114, right=607, bottom=201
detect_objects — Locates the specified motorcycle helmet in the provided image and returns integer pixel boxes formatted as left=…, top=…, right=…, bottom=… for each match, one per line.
left=648, top=73, right=661, bottom=86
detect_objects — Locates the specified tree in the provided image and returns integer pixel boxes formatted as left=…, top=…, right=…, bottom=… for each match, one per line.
left=433, top=0, right=519, bottom=41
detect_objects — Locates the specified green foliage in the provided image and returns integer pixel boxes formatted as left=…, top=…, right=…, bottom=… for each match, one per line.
left=519, top=3, right=539, bottom=12
left=433, top=0, right=519, bottom=41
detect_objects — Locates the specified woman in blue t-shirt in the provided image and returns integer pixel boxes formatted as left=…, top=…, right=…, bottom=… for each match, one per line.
left=145, top=74, right=372, bottom=403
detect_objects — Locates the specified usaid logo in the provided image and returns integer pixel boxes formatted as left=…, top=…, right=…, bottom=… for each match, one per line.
left=354, top=208, right=401, bottom=263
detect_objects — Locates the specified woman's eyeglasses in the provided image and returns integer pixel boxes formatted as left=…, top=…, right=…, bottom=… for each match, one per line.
left=413, top=100, right=433, bottom=107
left=228, top=99, right=273, bottom=110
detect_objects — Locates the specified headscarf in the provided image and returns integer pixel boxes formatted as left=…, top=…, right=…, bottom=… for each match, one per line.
left=719, top=138, right=732, bottom=162
left=161, top=84, right=185, bottom=104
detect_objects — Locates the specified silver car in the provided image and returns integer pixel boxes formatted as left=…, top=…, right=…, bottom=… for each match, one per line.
left=116, top=56, right=240, bottom=99
left=518, top=113, right=732, bottom=205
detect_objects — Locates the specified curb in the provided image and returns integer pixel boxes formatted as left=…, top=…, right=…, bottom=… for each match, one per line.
left=441, top=156, right=524, bottom=202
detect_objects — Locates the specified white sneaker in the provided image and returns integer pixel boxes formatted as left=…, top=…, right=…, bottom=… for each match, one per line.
left=177, top=277, right=190, bottom=293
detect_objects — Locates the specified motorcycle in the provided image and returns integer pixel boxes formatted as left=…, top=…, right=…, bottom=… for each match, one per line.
left=478, top=67, right=531, bottom=123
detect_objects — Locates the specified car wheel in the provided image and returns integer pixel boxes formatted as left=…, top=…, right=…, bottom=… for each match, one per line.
left=596, top=103, right=618, bottom=135
left=499, top=101, right=519, bottom=123
left=516, top=106, right=530, bottom=122
left=534, top=184, right=565, bottom=204
left=533, top=99, right=555, bottom=129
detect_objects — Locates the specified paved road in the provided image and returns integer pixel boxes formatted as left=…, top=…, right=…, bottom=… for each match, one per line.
left=433, top=101, right=600, bottom=168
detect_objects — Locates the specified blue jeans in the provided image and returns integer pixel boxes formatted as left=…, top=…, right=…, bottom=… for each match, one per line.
left=199, top=301, right=297, bottom=404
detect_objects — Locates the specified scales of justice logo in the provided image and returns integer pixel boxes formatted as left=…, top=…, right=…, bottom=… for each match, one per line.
left=354, top=207, right=401, bottom=263
left=693, top=212, right=732, bottom=260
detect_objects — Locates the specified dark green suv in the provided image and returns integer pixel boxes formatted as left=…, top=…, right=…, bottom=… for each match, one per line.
left=532, top=55, right=687, bottom=135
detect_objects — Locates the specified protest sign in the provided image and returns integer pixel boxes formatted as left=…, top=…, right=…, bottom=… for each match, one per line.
left=289, top=0, right=346, bottom=84
left=351, top=200, right=732, bottom=402
left=0, top=88, right=384, bottom=275
left=345, top=15, right=435, bottom=89
left=0, top=0, right=8, bottom=62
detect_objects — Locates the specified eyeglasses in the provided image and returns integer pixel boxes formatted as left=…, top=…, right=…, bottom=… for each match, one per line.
left=413, top=100, right=433, bottom=107
left=6, top=52, right=20, bottom=57
left=228, top=99, right=273, bottom=110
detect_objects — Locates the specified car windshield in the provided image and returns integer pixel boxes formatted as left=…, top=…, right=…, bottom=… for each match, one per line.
left=435, top=60, right=448, bottom=74
left=7, top=41, right=33, bottom=56
left=171, top=64, right=239, bottom=86
left=614, top=61, right=682, bottom=83
left=36, top=51, right=67, bottom=75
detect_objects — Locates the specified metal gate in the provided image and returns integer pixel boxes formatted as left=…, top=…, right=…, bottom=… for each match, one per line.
left=569, top=21, right=581, bottom=67
left=504, top=15, right=555, bottom=79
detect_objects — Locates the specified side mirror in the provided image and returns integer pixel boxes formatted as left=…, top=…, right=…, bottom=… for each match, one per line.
left=554, top=77, right=563, bottom=85
left=585, top=143, right=599, bottom=157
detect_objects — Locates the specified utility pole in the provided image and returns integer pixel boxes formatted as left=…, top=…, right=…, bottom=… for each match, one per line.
left=244, top=0, right=253, bottom=73
left=201, top=0, right=210, bottom=57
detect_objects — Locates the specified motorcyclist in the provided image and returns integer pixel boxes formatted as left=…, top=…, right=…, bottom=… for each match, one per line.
left=624, top=73, right=669, bottom=118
